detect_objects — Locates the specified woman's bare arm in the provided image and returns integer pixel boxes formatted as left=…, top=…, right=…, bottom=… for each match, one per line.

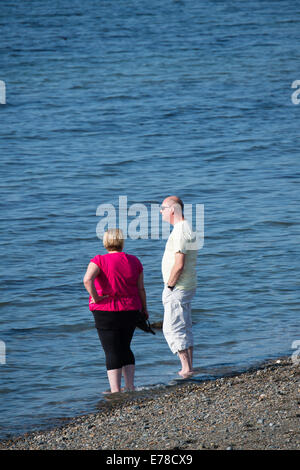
left=83, top=262, right=108, bottom=303
left=137, top=271, right=148, bottom=318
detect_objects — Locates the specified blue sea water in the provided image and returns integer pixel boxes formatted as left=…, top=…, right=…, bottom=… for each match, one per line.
left=0, top=0, right=300, bottom=440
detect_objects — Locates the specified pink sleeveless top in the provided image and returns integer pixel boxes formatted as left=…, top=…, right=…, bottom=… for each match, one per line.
left=89, top=252, right=143, bottom=312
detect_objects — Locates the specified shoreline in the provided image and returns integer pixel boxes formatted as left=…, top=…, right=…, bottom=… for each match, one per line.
left=1, top=356, right=299, bottom=450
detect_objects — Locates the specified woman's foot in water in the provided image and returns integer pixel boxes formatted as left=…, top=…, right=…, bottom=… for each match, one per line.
left=178, top=369, right=194, bottom=378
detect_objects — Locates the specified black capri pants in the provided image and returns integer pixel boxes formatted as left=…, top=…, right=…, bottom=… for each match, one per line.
left=92, top=310, right=138, bottom=371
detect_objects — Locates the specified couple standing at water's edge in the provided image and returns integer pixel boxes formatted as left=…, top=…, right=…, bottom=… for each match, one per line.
left=83, top=196, right=198, bottom=393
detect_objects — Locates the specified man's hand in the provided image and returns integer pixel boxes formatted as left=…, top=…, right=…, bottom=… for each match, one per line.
left=167, top=252, right=185, bottom=287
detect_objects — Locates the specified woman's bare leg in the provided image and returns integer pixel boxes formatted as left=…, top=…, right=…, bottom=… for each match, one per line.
left=107, top=368, right=122, bottom=393
left=122, top=364, right=135, bottom=391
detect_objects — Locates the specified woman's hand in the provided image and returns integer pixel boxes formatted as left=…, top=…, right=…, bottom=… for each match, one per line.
left=90, top=295, right=109, bottom=304
left=142, top=308, right=149, bottom=320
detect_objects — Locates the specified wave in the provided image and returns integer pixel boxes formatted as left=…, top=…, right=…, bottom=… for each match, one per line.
left=6, top=323, right=93, bottom=336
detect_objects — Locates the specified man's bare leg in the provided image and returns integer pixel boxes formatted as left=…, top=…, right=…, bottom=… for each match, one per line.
left=178, top=349, right=193, bottom=378
left=188, top=346, right=193, bottom=370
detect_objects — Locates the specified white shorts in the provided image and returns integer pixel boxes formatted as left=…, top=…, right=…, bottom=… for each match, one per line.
left=162, top=286, right=196, bottom=354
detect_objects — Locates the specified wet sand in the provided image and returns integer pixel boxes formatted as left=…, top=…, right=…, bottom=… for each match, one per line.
left=0, top=357, right=299, bottom=450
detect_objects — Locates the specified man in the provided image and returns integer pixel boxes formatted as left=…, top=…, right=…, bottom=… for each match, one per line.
left=160, top=196, right=198, bottom=378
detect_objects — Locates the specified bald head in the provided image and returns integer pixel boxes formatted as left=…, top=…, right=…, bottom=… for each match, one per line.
left=164, top=196, right=184, bottom=214
left=161, top=195, right=184, bottom=224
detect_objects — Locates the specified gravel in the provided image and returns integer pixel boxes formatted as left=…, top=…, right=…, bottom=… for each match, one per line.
left=1, top=357, right=299, bottom=450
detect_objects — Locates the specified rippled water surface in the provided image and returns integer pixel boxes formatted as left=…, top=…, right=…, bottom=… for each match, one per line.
left=0, top=0, right=300, bottom=439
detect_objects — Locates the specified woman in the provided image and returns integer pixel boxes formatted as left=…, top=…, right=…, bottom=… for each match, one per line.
left=83, top=228, right=148, bottom=393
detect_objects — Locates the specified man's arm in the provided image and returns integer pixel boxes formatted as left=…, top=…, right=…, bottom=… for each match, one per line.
left=167, top=252, right=185, bottom=287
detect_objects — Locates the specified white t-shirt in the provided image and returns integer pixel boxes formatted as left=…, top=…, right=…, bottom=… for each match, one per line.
left=162, top=220, right=197, bottom=290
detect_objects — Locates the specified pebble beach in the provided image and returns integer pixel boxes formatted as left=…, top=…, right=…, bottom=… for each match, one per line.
left=1, top=357, right=299, bottom=451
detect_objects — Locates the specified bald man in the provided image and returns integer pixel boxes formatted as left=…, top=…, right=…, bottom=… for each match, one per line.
left=160, top=196, right=197, bottom=378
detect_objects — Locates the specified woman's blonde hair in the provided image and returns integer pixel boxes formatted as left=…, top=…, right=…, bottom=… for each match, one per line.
left=103, top=228, right=124, bottom=252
